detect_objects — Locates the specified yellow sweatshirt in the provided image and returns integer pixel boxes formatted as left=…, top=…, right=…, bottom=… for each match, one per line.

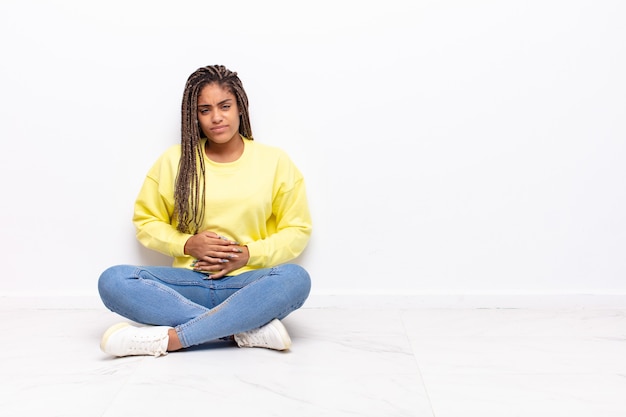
left=133, top=138, right=312, bottom=274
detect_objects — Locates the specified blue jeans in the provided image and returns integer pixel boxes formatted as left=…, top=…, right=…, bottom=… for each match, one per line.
left=98, top=264, right=311, bottom=348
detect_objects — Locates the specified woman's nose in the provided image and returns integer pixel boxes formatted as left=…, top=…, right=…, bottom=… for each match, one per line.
left=212, top=111, right=223, bottom=123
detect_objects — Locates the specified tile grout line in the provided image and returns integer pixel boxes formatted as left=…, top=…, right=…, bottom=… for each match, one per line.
left=398, top=308, right=438, bottom=417
left=98, top=357, right=147, bottom=417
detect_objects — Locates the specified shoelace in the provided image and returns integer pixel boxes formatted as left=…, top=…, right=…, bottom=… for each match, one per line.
left=238, top=327, right=281, bottom=348
left=238, top=330, right=266, bottom=345
left=130, top=335, right=168, bottom=357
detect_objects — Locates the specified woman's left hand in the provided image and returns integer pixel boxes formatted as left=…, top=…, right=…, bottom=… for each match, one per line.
left=192, top=244, right=250, bottom=279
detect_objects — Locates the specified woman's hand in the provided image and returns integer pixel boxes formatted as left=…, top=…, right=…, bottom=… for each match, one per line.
left=184, top=231, right=249, bottom=279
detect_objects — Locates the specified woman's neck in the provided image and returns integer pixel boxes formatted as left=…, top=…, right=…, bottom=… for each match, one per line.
left=204, top=136, right=244, bottom=163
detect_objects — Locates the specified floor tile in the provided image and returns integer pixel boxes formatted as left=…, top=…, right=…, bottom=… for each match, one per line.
left=401, top=309, right=626, bottom=417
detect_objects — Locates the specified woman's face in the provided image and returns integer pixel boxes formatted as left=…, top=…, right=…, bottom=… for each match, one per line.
left=197, top=83, right=240, bottom=144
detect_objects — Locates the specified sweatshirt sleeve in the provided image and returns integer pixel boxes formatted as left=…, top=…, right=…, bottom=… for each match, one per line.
left=132, top=150, right=192, bottom=258
left=245, top=156, right=312, bottom=267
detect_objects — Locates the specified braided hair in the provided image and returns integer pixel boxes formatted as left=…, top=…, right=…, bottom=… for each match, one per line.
left=174, top=65, right=253, bottom=234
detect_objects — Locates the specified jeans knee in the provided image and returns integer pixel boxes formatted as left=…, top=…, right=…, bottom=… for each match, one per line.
left=97, top=265, right=133, bottom=305
left=280, top=264, right=311, bottom=303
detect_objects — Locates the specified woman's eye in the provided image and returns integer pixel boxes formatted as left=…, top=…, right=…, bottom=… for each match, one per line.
left=222, top=105, right=231, bottom=110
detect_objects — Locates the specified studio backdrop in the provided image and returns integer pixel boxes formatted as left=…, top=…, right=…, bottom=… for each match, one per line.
left=1, top=0, right=624, bottom=307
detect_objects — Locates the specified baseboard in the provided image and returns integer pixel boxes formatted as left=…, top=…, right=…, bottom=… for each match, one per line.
left=0, top=292, right=103, bottom=310
left=304, top=291, right=626, bottom=309
left=1, top=290, right=625, bottom=310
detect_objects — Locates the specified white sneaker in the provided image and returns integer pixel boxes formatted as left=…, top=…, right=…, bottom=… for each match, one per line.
left=100, top=322, right=172, bottom=357
left=234, top=319, right=292, bottom=351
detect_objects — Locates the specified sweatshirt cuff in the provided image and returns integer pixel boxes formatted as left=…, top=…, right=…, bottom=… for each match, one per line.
left=169, top=232, right=194, bottom=257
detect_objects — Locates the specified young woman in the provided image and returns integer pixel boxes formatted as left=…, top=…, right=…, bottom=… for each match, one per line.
left=98, top=65, right=312, bottom=357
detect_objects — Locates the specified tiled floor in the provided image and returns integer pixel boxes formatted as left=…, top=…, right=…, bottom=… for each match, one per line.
left=0, top=303, right=624, bottom=416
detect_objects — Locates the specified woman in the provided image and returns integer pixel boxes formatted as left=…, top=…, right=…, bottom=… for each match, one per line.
left=98, top=65, right=312, bottom=357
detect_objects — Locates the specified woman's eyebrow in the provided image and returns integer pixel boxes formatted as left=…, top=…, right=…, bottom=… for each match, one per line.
left=197, top=99, right=233, bottom=108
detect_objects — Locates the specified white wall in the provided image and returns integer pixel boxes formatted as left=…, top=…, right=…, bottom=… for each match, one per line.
left=1, top=0, right=625, bottom=304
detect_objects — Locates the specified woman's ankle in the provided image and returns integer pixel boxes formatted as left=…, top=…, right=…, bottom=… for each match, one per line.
left=167, top=328, right=183, bottom=351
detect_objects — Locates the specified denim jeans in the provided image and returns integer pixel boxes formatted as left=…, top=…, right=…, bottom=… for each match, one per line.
left=98, top=264, right=311, bottom=348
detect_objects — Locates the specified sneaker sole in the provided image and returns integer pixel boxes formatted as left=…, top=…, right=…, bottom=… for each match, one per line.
left=100, top=322, right=131, bottom=352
